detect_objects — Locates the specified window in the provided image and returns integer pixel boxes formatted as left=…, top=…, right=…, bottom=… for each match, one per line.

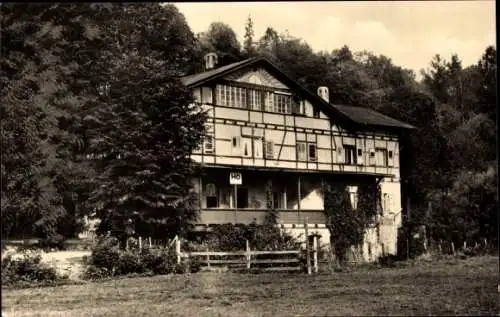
left=264, top=91, right=274, bottom=112
left=357, top=148, right=363, bottom=165
left=344, top=145, right=357, bottom=164
left=232, top=136, right=241, bottom=156
left=297, top=142, right=316, bottom=161
left=369, top=149, right=376, bottom=166
left=204, top=124, right=214, bottom=154
left=242, top=137, right=252, bottom=157
left=274, top=93, right=292, bottom=114
left=231, top=135, right=265, bottom=158
left=248, top=89, right=262, bottom=110
left=375, top=148, right=388, bottom=166
left=299, top=101, right=305, bottom=115
left=313, top=107, right=320, bottom=118
left=296, top=142, right=307, bottom=161
left=265, top=140, right=274, bottom=159
left=206, top=183, right=217, bottom=208
left=217, top=85, right=247, bottom=108
left=388, top=150, right=394, bottom=166
left=272, top=191, right=284, bottom=209
left=308, top=144, right=317, bottom=162
left=216, top=84, right=297, bottom=114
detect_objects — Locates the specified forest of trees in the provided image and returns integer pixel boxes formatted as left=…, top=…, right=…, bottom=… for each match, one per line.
left=1, top=3, right=497, bottom=250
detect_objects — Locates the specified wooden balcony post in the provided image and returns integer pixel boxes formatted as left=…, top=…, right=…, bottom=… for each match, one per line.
left=305, top=217, right=311, bottom=275
left=313, top=235, right=318, bottom=273
left=234, top=183, right=238, bottom=222
left=246, top=239, right=251, bottom=269
left=175, top=236, right=181, bottom=264
left=297, top=175, right=301, bottom=223
left=199, top=177, right=203, bottom=211
left=206, top=246, right=210, bottom=268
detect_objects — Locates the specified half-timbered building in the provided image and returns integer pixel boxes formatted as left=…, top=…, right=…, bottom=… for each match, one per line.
left=183, top=53, right=415, bottom=261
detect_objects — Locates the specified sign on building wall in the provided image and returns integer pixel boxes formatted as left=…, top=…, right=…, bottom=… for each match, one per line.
left=229, top=172, right=242, bottom=185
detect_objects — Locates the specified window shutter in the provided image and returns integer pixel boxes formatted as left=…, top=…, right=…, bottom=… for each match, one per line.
left=337, top=147, right=344, bottom=163
left=265, top=140, right=274, bottom=159
left=253, top=138, right=263, bottom=158
left=204, top=135, right=214, bottom=154
left=297, top=142, right=306, bottom=161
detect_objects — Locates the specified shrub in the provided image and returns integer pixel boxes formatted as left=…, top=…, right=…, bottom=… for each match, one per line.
left=140, top=247, right=177, bottom=275
left=186, top=211, right=302, bottom=253
left=83, top=264, right=111, bottom=280
left=1, top=250, right=64, bottom=287
left=117, top=250, right=144, bottom=275
left=86, top=236, right=121, bottom=272
left=83, top=237, right=186, bottom=280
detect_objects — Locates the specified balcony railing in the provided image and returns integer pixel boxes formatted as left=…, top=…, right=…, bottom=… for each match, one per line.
left=198, top=208, right=326, bottom=225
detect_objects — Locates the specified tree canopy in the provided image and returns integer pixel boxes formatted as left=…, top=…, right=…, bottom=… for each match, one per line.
left=1, top=5, right=496, bottom=251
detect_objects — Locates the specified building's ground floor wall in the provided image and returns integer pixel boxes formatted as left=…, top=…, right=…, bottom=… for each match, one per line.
left=193, top=167, right=402, bottom=262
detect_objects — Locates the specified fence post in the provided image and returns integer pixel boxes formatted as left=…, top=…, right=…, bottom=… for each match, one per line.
left=313, top=235, right=318, bottom=273
left=148, top=237, right=152, bottom=248
left=305, top=220, right=311, bottom=275
left=246, top=240, right=251, bottom=269
left=206, top=247, right=210, bottom=268
left=139, top=236, right=142, bottom=250
left=175, top=236, right=181, bottom=264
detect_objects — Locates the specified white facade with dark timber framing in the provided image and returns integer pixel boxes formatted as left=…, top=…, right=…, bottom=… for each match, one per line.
left=182, top=54, right=415, bottom=261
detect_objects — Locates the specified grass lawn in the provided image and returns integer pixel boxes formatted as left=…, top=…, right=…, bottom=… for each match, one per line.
left=2, top=255, right=498, bottom=316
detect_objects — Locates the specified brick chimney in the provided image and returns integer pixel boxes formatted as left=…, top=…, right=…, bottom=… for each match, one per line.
left=204, top=52, right=218, bottom=70
left=317, top=86, right=329, bottom=102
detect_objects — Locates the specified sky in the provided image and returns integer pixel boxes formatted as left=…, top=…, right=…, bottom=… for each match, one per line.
left=173, top=1, right=496, bottom=78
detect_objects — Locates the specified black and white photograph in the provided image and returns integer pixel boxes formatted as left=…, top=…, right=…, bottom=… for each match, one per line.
left=1, top=1, right=497, bottom=316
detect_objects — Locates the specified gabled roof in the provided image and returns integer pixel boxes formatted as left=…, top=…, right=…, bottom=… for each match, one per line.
left=182, top=58, right=260, bottom=87
left=332, top=105, right=416, bottom=130
left=182, top=57, right=416, bottom=132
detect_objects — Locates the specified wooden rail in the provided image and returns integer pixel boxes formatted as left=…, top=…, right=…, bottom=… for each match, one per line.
left=177, top=237, right=312, bottom=272
left=182, top=250, right=300, bottom=257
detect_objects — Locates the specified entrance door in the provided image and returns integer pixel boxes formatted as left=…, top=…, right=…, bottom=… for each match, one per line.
left=236, top=187, right=248, bottom=209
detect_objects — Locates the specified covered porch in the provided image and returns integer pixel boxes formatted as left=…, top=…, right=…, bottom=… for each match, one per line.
left=194, top=166, right=386, bottom=226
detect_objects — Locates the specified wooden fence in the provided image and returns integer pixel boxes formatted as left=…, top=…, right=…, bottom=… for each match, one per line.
left=175, top=237, right=320, bottom=274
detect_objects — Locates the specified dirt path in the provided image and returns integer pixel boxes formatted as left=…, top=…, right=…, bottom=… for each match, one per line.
left=40, top=251, right=91, bottom=280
